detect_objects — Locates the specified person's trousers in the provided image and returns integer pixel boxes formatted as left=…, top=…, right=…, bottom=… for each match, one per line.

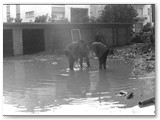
left=98, top=50, right=109, bottom=70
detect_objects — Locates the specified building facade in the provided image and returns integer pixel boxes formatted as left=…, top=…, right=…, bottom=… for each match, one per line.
left=132, top=4, right=154, bottom=33
left=133, top=5, right=153, bottom=25
left=90, top=5, right=154, bottom=25
left=3, top=4, right=90, bottom=22
left=3, top=4, right=154, bottom=24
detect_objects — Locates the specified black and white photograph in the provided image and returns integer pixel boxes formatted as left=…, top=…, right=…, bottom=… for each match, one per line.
left=2, top=3, right=155, bottom=116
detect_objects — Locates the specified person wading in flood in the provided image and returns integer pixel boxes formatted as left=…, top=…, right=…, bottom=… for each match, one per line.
left=90, top=42, right=109, bottom=70
left=65, top=40, right=90, bottom=70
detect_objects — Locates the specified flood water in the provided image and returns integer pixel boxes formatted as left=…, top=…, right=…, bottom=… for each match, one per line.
left=3, top=54, right=155, bottom=115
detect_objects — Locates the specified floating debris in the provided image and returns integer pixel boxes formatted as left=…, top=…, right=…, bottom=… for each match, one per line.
left=39, top=59, right=47, bottom=61
left=116, top=91, right=134, bottom=99
left=52, top=62, right=58, bottom=65
left=126, top=92, right=134, bottom=99
left=115, top=90, right=128, bottom=97
left=138, top=97, right=155, bottom=108
left=60, top=74, right=69, bottom=77
left=86, top=93, right=92, bottom=97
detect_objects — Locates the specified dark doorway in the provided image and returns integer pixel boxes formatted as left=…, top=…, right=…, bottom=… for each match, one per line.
left=22, top=29, right=45, bottom=55
left=3, top=29, right=14, bottom=57
left=71, top=8, right=88, bottom=23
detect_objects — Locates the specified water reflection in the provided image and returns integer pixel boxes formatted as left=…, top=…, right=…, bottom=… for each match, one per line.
left=3, top=60, right=91, bottom=114
left=3, top=61, right=57, bottom=113
left=96, top=70, right=110, bottom=92
left=94, top=70, right=111, bottom=105
left=67, top=70, right=90, bottom=98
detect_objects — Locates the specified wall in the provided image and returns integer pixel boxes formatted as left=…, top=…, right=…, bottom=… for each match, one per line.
left=3, top=23, right=131, bottom=56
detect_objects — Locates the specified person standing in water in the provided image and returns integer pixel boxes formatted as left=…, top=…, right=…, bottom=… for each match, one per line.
left=90, top=42, right=109, bottom=70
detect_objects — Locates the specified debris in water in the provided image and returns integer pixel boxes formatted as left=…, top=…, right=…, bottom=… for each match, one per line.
left=138, top=97, right=155, bottom=108
left=52, top=62, right=58, bottom=65
left=126, top=92, right=134, bottom=99
left=116, top=91, right=134, bottom=99
left=86, top=93, right=92, bottom=97
left=115, top=90, right=128, bottom=97
left=35, top=58, right=47, bottom=61
left=60, top=74, right=69, bottom=76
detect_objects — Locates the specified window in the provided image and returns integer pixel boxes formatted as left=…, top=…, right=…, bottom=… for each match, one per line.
left=25, top=11, right=34, bottom=18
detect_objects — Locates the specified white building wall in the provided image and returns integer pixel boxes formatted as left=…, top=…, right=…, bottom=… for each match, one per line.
left=142, top=5, right=152, bottom=25
left=3, top=5, right=16, bottom=22
left=20, top=5, right=52, bottom=22
left=2, top=5, right=7, bottom=22
left=133, top=5, right=152, bottom=26
left=10, top=5, right=16, bottom=20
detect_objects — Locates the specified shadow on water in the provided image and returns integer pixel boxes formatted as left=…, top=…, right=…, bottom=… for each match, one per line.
left=3, top=57, right=155, bottom=114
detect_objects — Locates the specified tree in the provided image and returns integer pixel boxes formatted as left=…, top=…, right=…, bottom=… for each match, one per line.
left=48, top=17, right=69, bottom=23
left=142, top=22, right=152, bottom=32
left=54, top=18, right=69, bottom=23
left=97, top=5, right=138, bottom=23
left=15, top=17, right=22, bottom=23
left=34, top=14, right=49, bottom=23
left=7, top=17, right=14, bottom=23
left=89, top=16, right=96, bottom=23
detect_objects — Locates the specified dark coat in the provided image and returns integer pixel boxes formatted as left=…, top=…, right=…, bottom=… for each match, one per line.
left=91, top=42, right=108, bottom=58
left=65, top=41, right=90, bottom=70
left=65, top=42, right=80, bottom=61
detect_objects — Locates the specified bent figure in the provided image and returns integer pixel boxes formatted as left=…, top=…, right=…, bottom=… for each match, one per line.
left=90, top=42, right=109, bottom=70
left=65, top=40, right=90, bottom=70
left=95, top=32, right=106, bottom=45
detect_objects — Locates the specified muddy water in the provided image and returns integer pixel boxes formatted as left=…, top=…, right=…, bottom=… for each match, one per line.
left=3, top=55, right=155, bottom=115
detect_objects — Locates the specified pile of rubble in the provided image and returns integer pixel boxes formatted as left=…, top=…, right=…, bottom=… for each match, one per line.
left=109, top=43, right=155, bottom=60
left=132, top=59, right=155, bottom=76
left=109, top=43, right=155, bottom=76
